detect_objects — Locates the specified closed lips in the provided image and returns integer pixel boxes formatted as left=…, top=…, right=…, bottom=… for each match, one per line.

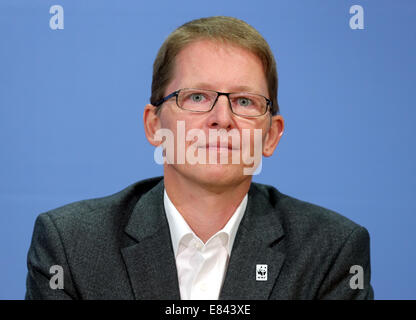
left=201, top=143, right=240, bottom=150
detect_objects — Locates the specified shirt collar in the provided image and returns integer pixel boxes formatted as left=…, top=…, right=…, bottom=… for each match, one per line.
left=163, top=188, right=248, bottom=257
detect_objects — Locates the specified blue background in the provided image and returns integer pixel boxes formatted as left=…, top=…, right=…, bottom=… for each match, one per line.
left=1, top=0, right=415, bottom=299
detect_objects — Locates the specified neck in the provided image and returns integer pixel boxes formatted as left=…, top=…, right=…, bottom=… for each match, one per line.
left=164, top=167, right=251, bottom=243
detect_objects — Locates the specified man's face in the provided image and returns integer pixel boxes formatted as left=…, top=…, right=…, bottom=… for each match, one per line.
left=144, top=39, right=283, bottom=189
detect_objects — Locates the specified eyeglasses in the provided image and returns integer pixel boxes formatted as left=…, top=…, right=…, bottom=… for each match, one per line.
left=153, top=88, right=272, bottom=117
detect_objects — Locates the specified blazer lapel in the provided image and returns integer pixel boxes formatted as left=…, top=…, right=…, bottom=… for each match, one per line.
left=220, top=183, right=286, bottom=300
left=121, top=179, right=181, bottom=300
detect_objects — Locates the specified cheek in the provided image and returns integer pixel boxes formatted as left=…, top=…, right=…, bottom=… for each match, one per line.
left=261, top=125, right=270, bottom=145
left=159, top=114, right=205, bottom=146
left=239, top=119, right=269, bottom=144
left=158, top=107, right=182, bottom=131
left=257, top=118, right=271, bottom=145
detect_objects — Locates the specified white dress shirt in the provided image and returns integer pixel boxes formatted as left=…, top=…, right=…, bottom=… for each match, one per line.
left=163, top=189, right=248, bottom=300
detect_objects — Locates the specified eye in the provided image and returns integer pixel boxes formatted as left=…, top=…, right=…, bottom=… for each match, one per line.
left=190, top=93, right=206, bottom=103
left=237, top=97, right=253, bottom=107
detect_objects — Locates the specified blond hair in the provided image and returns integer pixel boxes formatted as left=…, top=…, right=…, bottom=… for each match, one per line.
left=150, top=16, right=279, bottom=115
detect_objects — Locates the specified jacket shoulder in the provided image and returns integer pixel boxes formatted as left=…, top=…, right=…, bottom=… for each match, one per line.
left=251, top=182, right=363, bottom=239
left=39, top=176, right=164, bottom=229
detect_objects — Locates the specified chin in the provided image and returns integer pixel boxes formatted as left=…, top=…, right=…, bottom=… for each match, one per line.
left=189, top=163, right=248, bottom=187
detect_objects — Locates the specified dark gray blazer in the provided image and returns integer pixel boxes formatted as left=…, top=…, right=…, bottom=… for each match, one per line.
left=25, top=176, right=374, bottom=299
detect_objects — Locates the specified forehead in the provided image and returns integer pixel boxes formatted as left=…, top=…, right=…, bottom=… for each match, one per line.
left=167, top=39, right=268, bottom=95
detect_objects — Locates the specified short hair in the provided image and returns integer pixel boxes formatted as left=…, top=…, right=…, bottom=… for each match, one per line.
left=150, top=16, right=280, bottom=115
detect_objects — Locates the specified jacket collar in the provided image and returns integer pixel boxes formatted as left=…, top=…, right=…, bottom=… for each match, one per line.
left=121, top=178, right=181, bottom=299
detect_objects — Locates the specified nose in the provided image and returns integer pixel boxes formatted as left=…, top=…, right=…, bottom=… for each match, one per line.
left=207, top=95, right=234, bottom=130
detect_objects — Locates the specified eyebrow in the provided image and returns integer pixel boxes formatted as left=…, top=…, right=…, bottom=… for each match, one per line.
left=189, top=83, right=258, bottom=93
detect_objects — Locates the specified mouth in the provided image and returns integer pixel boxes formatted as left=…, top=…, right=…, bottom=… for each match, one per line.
left=200, top=142, right=240, bottom=151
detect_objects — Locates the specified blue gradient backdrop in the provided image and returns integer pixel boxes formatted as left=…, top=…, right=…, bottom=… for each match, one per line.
left=1, top=0, right=415, bottom=299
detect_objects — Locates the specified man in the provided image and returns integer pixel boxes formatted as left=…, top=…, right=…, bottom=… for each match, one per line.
left=26, top=16, right=373, bottom=299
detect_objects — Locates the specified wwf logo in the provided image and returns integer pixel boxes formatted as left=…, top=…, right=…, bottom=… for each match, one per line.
left=256, top=264, right=268, bottom=281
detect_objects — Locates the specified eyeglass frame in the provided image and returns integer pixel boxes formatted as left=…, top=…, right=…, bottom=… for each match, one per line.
left=153, top=88, right=275, bottom=117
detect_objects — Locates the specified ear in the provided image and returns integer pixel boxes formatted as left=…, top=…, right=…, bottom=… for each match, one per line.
left=143, top=104, right=162, bottom=147
left=262, top=114, right=284, bottom=157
